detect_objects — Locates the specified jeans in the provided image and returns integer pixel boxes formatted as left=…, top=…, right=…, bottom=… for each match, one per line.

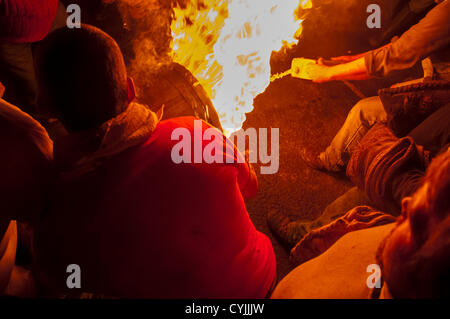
left=283, top=187, right=372, bottom=246
left=408, top=103, right=450, bottom=156
left=0, top=43, right=38, bottom=114
left=320, top=96, right=388, bottom=171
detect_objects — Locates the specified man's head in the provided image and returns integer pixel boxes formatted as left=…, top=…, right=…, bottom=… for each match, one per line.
left=35, top=24, right=135, bottom=132
left=377, top=150, right=450, bottom=298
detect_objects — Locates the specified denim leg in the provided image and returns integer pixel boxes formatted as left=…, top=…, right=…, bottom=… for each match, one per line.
left=408, top=104, right=450, bottom=156
left=309, top=187, right=372, bottom=230
left=283, top=187, right=372, bottom=245
left=0, top=43, right=37, bottom=114
left=320, top=96, right=387, bottom=171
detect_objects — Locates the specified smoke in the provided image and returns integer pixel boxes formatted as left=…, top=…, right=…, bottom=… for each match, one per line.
left=102, top=0, right=317, bottom=112
left=102, top=0, right=191, bottom=102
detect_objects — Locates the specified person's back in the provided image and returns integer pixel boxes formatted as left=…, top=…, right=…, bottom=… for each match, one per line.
left=0, top=96, right=53, bottom=296
left=33, top=25, right=276, bottom=298
left=0, top=97, right=53, bottom=224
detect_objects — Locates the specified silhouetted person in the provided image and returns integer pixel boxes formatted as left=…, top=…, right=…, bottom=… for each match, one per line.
left=33, top=25, right=276, bottom=298
left=0, top=92, right=53, bottom=297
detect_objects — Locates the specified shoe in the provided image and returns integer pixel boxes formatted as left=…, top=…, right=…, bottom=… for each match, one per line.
left=267, top=210, right=308, bottom=248
left=300, top=148, right=327, bottom=171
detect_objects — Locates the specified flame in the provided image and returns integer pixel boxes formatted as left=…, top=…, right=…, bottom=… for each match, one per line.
left=171, top=0, right=312, bottom=135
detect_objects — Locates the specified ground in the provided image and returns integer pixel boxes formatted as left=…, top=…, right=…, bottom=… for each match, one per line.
left=244, top=78, right=356, bottom=279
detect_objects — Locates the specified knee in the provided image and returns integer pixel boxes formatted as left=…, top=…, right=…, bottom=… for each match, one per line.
left=350, top=97, right=386, bottom=125
left=347, top=100, right=365, bottom=122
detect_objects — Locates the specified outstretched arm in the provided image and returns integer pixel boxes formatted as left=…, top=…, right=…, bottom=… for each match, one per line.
left=323, top=57, right=372, bottom=82
left=291, top=44, right=392, bottom=83
left=327, top=43, right=391, bottom=64
left=292, top=56, right=372, bottom=83
left=295, top=0, right=449, bottom=83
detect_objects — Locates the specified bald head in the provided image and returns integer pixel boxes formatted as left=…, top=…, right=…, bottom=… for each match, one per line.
left=35, top=24, right=130, bottom=132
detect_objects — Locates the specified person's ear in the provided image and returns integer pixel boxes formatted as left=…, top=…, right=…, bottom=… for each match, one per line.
left=403, top=195, right=429, bottom=246
left=0, top=82, right=5, bottom=98
left=401, top=197, right=412, bottom=216
left=156, top=104, right=165, bottom=122
left=127, top=77, right=136, bottom=104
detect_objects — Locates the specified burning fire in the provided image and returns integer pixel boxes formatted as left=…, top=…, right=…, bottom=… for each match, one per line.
left=171, top=0, right=312, bottom=135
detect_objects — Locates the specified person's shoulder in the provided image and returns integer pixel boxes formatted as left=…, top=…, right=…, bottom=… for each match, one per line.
left=0, top=99, right=53, bottom=158
left=0, top=98, right=37, bottom=127
left=139, top=116, right=238, bottom=177
left=134, top=116, right=196, bottom=159
left=156, top=116, right=213, bottom=133
left=146, top=116, right=218, bottom=147
left=426, top=0, right=450, bottom=19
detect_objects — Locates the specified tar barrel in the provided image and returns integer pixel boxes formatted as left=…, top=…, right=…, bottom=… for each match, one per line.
left=140, top=62, right=223, bottom=132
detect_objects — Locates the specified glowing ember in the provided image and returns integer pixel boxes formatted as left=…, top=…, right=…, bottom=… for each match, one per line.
left=171, top=0, right=312, bottom=135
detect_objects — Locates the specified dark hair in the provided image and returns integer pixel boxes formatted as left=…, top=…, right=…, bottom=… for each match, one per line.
left=379, top=150, right=450, bottom=298
left=422, top=150, right=450, bottom=219
left=35, top=24, right=129, bottom=132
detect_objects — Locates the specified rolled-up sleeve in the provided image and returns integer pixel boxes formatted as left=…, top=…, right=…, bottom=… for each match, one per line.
left=365, top=0, right=450, bottom=78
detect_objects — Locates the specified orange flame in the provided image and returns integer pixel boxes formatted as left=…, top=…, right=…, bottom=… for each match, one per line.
left=171, top=0, right=312, bottom=135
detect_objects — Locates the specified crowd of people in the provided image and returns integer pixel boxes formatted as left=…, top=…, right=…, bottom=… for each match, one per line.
left=0, top=0, right=449, bottom=299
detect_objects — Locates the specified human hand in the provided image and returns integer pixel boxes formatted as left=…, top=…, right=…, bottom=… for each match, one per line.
left=291, top=58, right=333, bottom=83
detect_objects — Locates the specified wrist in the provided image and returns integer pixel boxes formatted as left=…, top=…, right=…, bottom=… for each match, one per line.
left=326, top=66, right=338, bottom=81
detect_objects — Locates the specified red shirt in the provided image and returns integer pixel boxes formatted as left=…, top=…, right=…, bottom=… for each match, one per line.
left=0, top=0, right=59, bottom=43
left=35, top=117, right=276, bottom=298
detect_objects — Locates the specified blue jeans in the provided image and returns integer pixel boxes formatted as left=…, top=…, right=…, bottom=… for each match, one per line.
left=283, top=187, right=372, bottom=246
left=320, top=96, right=388, bottom=171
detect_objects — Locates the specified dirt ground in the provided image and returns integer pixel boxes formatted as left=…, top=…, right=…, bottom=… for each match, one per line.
left=244, top=78, right=356, bottom=279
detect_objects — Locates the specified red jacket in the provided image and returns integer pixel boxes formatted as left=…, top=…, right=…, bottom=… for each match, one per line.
left=0, top=0, right=59, bottom=43
left=35, top=117, right=276, bottom=298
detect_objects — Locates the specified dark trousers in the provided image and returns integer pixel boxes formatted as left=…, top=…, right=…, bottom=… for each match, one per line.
left=0, top=42, right=38, bottom=114
left=408, top=103, right=450, bottom=156
left=0, top=1, right=67, bottom=116
left=305, top=102, right=450, bottom=240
